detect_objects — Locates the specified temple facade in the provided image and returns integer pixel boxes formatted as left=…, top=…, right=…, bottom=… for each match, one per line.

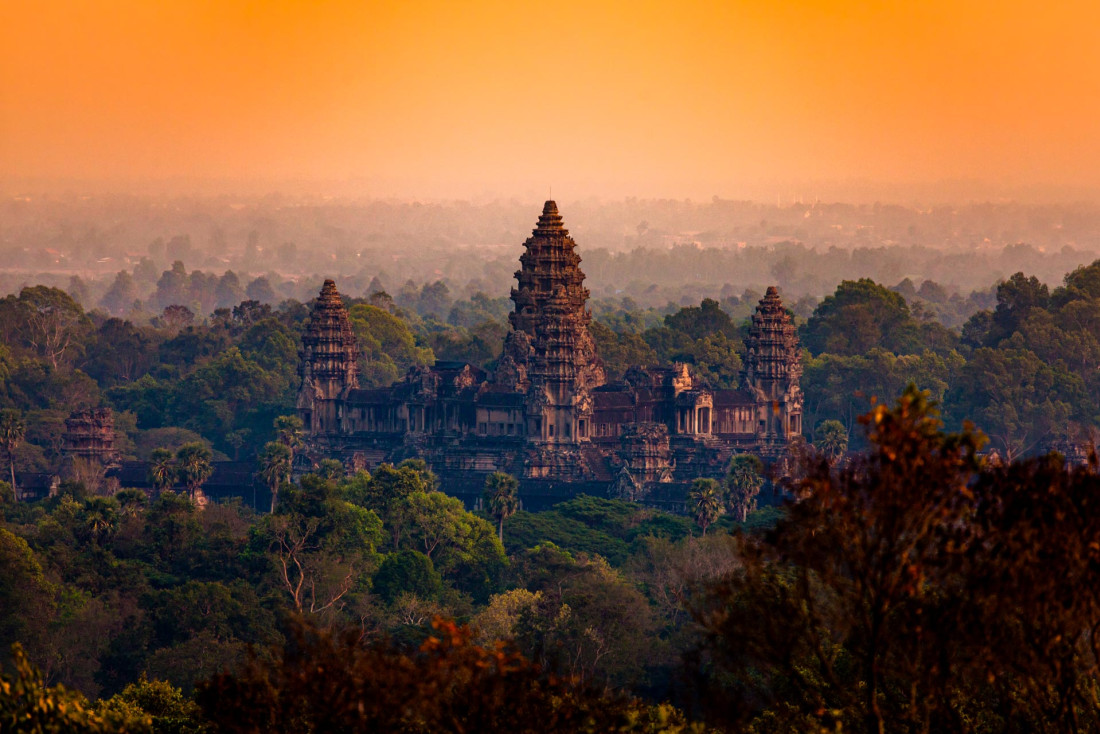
left=62, top=408, right=120, bottom=467
left=297, top=201, right=803, bottom=505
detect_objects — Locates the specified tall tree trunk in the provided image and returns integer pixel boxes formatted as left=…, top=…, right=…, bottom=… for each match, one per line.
left=270, top=482, right=278, bottom=514
left=8, top=454, right=16, bottom=499
left=498, top=515, right=505, bottom=544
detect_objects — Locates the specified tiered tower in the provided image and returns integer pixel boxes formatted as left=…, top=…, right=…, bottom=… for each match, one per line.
left=500, top=201, right=604, bottom=446
left=297, top=280, right=359, bottom=435
left=741, top=287, right=803, bottom=453
left=62, top=408, right=119, bottom=466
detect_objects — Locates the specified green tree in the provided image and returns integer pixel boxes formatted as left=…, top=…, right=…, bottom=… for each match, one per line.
left=403, top=490, right=469, bottom=560
left=949, top=347, right=1081, bottom=460
left=347, top=304, right=434, bottom=388
left=78, top=497, right=120, bottom=546
left=148, top=447, right=177, bottom=494
left=260, top=476, right=383, bottom=619
left=259, top=441, right=292, bottom=513
left=725, top=454, right=764, bottom=522
left=0, top=643, right=148, bottom=733
left=0, top=529, right=57, bottom=665
left=0, top=409, right=26, bottom=494
left=815, top=419, right=849, bottom=463
left=354, top=462, right=433, bottom=549
left=474, top=588, right=543, bottom=644
left=688, top=478, right=723, bottom=536
left=14, top=285, right=90, bottom=369
left=114, top=488, right=147, bottom=518
left=663, top=298, right=739, bottom=340
left=98, top=271, right=139, bottom=316
left=81, top=318, right=157, bottom=386
left=316, top=459, right=344, bottom=480
left=175, top=443, right=213, bottom=504
left=483, top=472, right=520, bottom=543
left=989, top=271, right=1050, bottom=345
left=273, top=415, right=303, bottom=453
left=801, top=279, right=919, bottom=356
left=588, top=322, right=658, bottom=381
left=372, top=549, right=443, bottom=605
left=98, top=675, right=205, bottom=733
left=514, top=549, right=658, bottom=688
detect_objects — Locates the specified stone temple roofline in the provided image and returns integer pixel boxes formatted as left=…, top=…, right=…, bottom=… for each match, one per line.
left=534, top=200, right=567, bottom=235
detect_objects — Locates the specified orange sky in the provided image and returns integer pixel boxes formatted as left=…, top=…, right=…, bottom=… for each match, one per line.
left=2, top=0, right=1100, bottom=199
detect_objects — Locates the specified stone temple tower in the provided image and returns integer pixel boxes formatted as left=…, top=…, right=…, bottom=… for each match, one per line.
left=297, top=280, right=359, bottom=436
left=741, top=286, right=803, bottom=456
left=62, top=408, right=120, bottom=467
left=499, top=201, right=605, bottom=449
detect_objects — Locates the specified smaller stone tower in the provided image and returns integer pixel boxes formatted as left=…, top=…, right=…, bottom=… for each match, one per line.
left=62, top=408, right=120, bottom=466
left=741, top=287, right=803, bottom=456
left=297, top=280, right=359, bottom=435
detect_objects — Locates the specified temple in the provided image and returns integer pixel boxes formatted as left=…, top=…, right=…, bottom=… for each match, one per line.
left=62, top=408, right=120, bottom=467
left=297, top=201, right=803, bottom=509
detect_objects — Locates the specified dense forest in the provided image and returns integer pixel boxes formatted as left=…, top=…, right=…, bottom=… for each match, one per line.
left=5, top=246, right=1100, bottom=730
left=6, top=391, right=1100, bottom=731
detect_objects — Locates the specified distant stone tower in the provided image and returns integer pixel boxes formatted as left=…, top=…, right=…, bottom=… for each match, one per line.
left=500, top=201, right=605, bottom=448
left=62, top=408, right=120, bottom=466
left=741, top=286, right=803, bottom=456
left=297, top=280, right=359, bottom=435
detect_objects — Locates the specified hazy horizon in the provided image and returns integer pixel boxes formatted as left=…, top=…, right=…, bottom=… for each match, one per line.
left=7, top=175, right=1100, bottom=208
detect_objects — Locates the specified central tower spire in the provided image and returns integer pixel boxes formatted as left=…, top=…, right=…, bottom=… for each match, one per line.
left=499, top=201, right=605, bottom=455
left=508, top=200, right=591, bottom=338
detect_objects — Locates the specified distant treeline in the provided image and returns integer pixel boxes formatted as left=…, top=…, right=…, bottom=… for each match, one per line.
left=4, top=195, right=1100, bottom=313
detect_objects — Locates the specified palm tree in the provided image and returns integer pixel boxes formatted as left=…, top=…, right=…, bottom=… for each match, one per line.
left=483, top=472, right=519, bottom=544
left=148, top=447, right=177, bottom=495
left=81, top=497, right=119, bottom=545
left=175, top=442, right=213, bottom=504
left=816, top=419, right=849, bottom=464
left=726, top=454, right=764, bottom=522
left=689, top=478, right=724, bottom=536
left=317, top=458, right=344, bottom=480
left=259, top=441, right=293, bottom=513
left=115, top=488, right=147, bottom=519
left=0, top=409, right=26, bottom=497
left=275, top=415, right=304, bottom=453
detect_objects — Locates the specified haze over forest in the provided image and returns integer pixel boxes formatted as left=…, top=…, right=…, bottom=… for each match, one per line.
left=4, top=194, right=1100, bottom=328
left=5, top=1, right=1100, bottom=314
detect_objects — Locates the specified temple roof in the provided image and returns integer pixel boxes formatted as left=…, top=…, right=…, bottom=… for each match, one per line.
left=534, top=200, right=566, bottom=234
left=594, top=392, right=634, bottom=408
left=477, top=392, right=526, bottom=408
left=713, top=389, right=755, bottom=406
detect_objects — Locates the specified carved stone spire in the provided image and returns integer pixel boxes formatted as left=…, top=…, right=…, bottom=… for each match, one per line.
left=62, top=408, right=119, bottom=466
left=503, top=202, right=604, bottom=450
left=743, top=287, right=801, bottom=391
left=297, top=280, right=358, bottom=434
left=508, top=200, right=592, bottom=339
left=742, top=286, right=803, bottom=445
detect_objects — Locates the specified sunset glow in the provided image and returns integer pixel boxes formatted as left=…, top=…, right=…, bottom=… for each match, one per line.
left=3, top=0, right=1100, bottom=198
